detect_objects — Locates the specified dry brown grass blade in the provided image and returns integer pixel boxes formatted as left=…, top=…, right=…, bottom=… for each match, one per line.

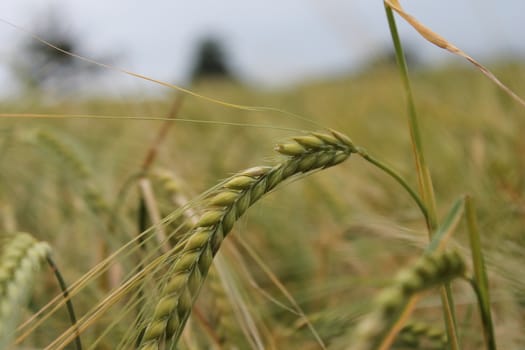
left=141, top=95, right=184, bottom=172
left=138, top=94, right=185, bottom=253
left=378, top=295, right=420, bottom=350
left=384, top=0, right=525, bottom=108
left=138, top=178, right=170, bottom=253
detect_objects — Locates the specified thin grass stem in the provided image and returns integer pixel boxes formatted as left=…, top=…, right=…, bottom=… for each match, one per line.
left=465, top=196, right=497, bottom=350
left=384, top=3, right=459, bottom=348
left=384, top=4, right=437, bottom=230
left=45, top=255, right=82, bottom=350
left=356, top=147, right=428, bottom=221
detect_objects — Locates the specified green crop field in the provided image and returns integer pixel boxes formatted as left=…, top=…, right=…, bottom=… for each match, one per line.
left=1, top=5, right=524, bottom=350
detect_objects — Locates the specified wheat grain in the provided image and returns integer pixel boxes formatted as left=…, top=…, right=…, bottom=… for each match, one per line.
left=136, top=130, right=355, bottom=349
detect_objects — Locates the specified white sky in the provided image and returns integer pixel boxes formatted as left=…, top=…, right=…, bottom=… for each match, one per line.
left=0, top=0, right=524, bottom=95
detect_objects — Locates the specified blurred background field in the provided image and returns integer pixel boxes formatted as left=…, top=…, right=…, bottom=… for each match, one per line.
left=2, top=61, right=525, bottom=349
left=1, top=1, right=525, bottom=349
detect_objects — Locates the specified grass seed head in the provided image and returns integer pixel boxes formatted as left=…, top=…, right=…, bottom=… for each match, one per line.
left=137, top=131, right=353, bottom=349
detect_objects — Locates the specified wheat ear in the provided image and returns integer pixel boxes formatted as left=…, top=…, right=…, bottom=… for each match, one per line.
left=0, top=233, right=50, bottom=349
left=35, top=129, right=109, bottom=214
left=395, top=321, right=447, bottom=349
left=137, top=130, right=355, bottom=349
left=352, top=250, right=466, bottom=350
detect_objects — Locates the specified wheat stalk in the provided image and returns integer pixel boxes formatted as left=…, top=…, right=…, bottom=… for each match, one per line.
left=0, top=232, right=50, bottom=349
left=137, top=130, right=355, bottom=349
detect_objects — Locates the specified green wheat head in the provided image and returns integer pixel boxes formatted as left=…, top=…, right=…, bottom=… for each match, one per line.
left=0, top=232, right=50, bottom=349
left=137, top=130, right=355, bottom=349
left=352, top=250, right=466, bottom=350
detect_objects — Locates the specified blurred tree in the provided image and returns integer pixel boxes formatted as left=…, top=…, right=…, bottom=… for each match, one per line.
left=12, top=7, right=103, bottom=94
left=190, top=38, right=235, bottom=82
left=361, top=46, right=420, bottom=71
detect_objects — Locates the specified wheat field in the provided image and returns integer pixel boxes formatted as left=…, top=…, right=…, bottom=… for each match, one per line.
left=1, top=3, right=525, bottom=350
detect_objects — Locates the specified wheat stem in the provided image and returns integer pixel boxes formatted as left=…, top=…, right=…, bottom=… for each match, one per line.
left=45, top=255, right=82, bottom=350
left=384, top=4, right=459, bottom=348
left=465, top=196, right=497, bottom=350
left=356, top=147, right=428, bottom=220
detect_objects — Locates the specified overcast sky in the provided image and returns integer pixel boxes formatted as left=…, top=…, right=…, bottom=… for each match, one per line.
left=0, top=0, right=524, bottom=95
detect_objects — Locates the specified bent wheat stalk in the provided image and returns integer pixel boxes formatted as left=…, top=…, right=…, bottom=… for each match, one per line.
left=137, top=130, right=355, bottom=349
